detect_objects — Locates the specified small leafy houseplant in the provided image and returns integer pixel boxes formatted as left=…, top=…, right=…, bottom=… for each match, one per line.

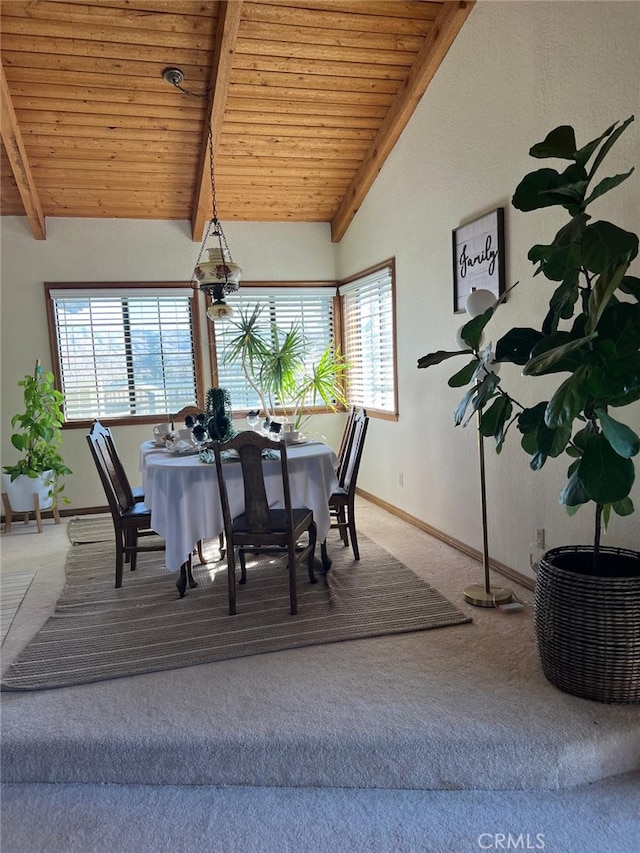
left=418, top=116, right=639, bottom=574
left=222, top=306, right=350, bottom=430
left=3, top=362, right=72, bottom=507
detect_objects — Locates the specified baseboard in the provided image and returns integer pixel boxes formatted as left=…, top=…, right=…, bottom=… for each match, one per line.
left=356, top=488, right=535, bottom=592
left=3, top=495, right=535, bottom=592
left=1, top=505, right=109, bottom=523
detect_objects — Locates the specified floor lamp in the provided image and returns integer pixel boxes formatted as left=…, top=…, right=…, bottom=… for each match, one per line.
left=459, top=289, right=513, bottom=609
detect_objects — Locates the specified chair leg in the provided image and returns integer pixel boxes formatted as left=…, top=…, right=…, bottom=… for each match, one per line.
left=196, top=539, right=206, bottom=565
left=227, top=547, right=237, bottom=615
left=288, top=556, right=297, bottom=616
left=308, top=521, right=318, bottom=584
left=347, top=498, right=360, bottom=560
left=115, top=535, right=125, bottom=588
left=129, top=530, right=138, bottom=572
left=338, top=507, right=349, bottom=546
left=238, top=549, right=247, bottom=584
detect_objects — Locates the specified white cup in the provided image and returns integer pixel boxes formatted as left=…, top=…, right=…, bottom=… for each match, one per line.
left=153, top=423, right=172, bottom=444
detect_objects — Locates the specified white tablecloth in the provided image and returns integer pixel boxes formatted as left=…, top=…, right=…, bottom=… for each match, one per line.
left=139, top=440, right=339, bottom=572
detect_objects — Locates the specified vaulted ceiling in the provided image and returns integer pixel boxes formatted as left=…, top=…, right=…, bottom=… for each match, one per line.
left=1, top=0, right=474, bottom=242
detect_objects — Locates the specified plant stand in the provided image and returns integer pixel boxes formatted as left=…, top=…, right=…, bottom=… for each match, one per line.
left=534, top=545, right=640, bottom=704
left=2, top=491, right=60, bottom=534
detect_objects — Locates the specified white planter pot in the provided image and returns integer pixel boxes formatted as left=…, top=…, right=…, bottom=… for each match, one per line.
left=1, top=471, right=54, bottom=512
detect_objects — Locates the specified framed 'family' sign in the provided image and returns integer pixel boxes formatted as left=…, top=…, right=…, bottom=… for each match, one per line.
left=452, top=208, right=505, bottom=313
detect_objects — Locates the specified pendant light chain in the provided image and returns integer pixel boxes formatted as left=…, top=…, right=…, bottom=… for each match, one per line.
left=163, top=68, right=241, bottom=310
left=207, top=126, right=234, bottom=268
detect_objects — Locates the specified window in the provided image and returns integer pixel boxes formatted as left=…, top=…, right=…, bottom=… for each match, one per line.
left=46, top=283, right=203, bottom=423
left=339, top=260, right=397, bottom=418
left=211, top=285, right=337, bottom=412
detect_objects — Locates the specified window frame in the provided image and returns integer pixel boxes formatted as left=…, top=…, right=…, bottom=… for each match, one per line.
left=206, top=281, right=343, bottom=418
left=45, top=281, right=205, bottom=429
left=338, top=259, right=399, bottom=422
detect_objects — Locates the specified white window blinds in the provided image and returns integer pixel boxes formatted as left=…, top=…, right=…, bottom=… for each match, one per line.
left=339, top=264, right=396, bottom=414
left=214, top=287, right=336, bottom=412
left=49, top=287, right=197, bottom=420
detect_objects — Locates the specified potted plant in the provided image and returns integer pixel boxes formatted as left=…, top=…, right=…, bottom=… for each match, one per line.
left=2, top=361, right=72, bottom=512
left=418, top=116, right=639, bottom=703
left=222, top=306, right=350, bottom=432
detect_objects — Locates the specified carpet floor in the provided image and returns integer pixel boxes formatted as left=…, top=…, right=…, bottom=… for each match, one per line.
left=1, top=571, right=36, bottom=644
left=2, top=524, right=470, bottom=690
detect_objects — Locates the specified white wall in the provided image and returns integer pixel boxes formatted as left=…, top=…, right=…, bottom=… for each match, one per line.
left=2, top=1, right=639, bottom=576
left=0, top=218, right=341, bottom=507
left=336, top=0, right=640, bottom=575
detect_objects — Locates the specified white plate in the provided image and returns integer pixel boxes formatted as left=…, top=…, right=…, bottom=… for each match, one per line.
left=165, top=444, right=199, bottom=455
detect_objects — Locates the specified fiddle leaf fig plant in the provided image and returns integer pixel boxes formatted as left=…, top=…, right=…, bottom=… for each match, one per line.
left=418, top=116, right=639, bottom=566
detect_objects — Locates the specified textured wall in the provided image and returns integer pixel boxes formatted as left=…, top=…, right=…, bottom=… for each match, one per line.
left=336, top=0, right=640, bottom=575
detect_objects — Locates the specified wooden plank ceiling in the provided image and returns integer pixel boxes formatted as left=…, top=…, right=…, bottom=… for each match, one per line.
left=0, top=0, right=474, bottom=242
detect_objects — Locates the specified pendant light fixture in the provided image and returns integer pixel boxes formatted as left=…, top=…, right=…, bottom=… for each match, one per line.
left=163, top=67, right=241, bottom=320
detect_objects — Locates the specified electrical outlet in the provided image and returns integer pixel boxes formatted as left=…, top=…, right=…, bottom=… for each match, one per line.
left=535, top=528, right=545, bottom=550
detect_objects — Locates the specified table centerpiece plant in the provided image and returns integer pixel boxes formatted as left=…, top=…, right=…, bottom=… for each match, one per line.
left=418, top=116, right=639, bottom=702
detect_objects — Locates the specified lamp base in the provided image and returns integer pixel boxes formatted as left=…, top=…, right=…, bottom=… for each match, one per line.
left=463, top=583, right=512, bottom=608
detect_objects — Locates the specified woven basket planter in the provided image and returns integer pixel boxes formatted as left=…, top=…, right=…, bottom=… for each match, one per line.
left=534, top=545, right=640, bottom=704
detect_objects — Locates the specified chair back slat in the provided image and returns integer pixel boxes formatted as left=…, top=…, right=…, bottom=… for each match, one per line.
left=336, top=406, right=357, bottom=481
left=214, top=431, right=292, bottom=536
left=337, top=406, right=363, bottom=488
left=238, top=442, right=272, bottom=532
left=86, top=421, right=135, bottom=514
left=341, top=409, right=369, bottom=494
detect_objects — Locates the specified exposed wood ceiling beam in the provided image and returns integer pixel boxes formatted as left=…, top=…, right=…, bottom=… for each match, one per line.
left=330, top=0, right=475, bottom=243
left=192, top=1, right=244, bottom=242
left=0, top=61, right=46, bottom=240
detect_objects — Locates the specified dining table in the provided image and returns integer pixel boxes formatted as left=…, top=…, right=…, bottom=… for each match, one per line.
left=139, top=437, right=339, bottom=581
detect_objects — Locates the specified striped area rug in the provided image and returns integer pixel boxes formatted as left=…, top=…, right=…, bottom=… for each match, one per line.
left=2, top=527, right=471, bottom=690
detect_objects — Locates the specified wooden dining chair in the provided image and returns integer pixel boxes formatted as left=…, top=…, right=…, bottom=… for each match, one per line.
left=328, top=407, right=369, bottom=560
left=213, top=430, right=317, bottom=616
left=90, top=420, right=145, bottom=503
left=86, top=422, right=194, bottom=592
left=336, top=406, right=359, bottom=487
left=170, top=405, right=202, bottom=429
